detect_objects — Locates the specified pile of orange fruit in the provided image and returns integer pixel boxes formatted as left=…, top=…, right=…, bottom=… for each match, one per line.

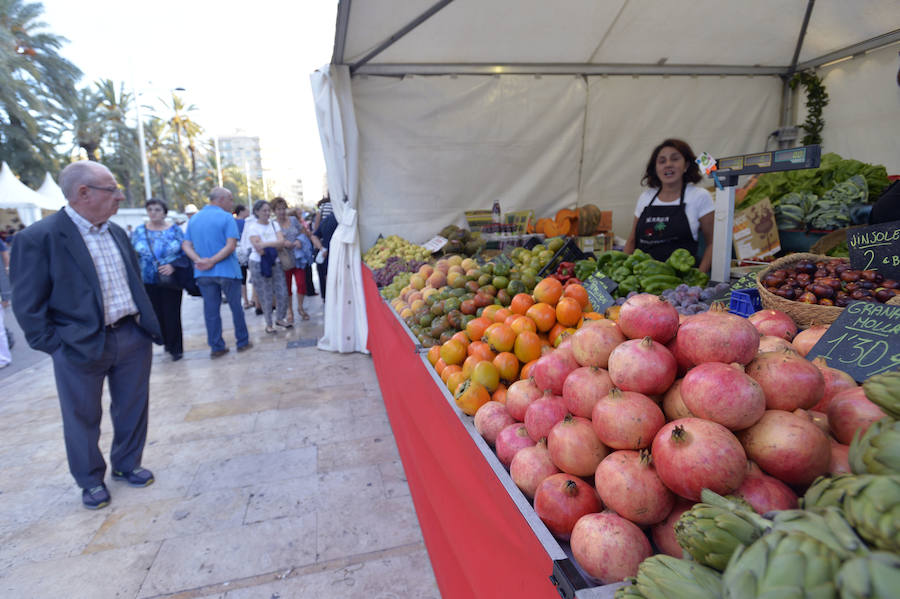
left=425, top=277, right=605, bottom=415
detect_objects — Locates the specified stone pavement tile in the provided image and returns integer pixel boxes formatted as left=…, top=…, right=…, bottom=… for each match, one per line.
left=0, top=417, right=65, bottom=449
left=184, top=396, right=281, bottom=422
left=316, top=495, right=423, bottom=563
left=0, top=483, right=71, bottom=534
left=254, top=398, right=355, bottom=432
left=146, top=411, right=258, bottom=445
left=378, top=460, right=412, bottom=500
left=0, top=437, right=63, bottom=466
left=276, top=382, right=369, bottom=408
left=0, top=507, right=108, bottom=570
left=0, top=454, right=69, bottom=494
left=244, top=465, right=385, bottom=524
left=188, top=446, right=317, bottom=495
left=145, top=429, right=287, bottom=470
left=348, top=394, right=389, bottom=418
left=317, top=434, right=401, bottom=473
left=1, top=541, right=161, bottom=599
left=282, top=412, right=393, bottom=449
left=137, top=515, right=317, bottom=598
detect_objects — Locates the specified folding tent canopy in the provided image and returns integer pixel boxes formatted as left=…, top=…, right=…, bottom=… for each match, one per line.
left=35, top=172, right=67, bottom=212
left=0, top=163, right=61, bottom=227
left=312, top=0, right=900, bottom=352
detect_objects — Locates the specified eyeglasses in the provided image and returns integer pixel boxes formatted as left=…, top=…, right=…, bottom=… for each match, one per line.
left=85, top=184, right=120, bottom=194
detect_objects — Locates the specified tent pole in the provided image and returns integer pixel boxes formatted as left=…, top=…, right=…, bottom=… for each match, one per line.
left=332, top=0, right=352, bottom=65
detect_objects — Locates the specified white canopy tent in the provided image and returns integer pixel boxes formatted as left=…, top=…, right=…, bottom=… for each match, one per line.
left=312, top=0, right=900, bottom=352
left=0, top=163, right=61, bottom=227
left=35, top=172, right=67, bottom=211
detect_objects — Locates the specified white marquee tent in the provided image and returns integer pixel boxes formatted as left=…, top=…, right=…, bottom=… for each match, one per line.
left=312, top=0, right=900, bottom=353
left=36, top=172, right=67, bottom=212
left=0, top=163, right=61, bottom=227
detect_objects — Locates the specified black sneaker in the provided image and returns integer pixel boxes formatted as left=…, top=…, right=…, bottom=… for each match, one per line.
left=237, top=342, right=253, bottom=353
left=112, top=467, right=155, bottom=487
left=210, top=348, right=229, bottom=359
left=82, top=484, right=111, bottom=509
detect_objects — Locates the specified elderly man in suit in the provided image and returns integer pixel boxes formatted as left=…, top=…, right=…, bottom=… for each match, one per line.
left=10, top=161, right=162, bottom=510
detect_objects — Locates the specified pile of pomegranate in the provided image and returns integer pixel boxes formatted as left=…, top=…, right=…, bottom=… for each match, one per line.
left=759, top=257, right=900, bottom=306
left=473, top=297, right=888, bottom=584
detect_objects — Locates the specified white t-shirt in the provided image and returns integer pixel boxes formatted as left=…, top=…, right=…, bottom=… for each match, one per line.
left=633, top=183, right=714, bottom=241
left=245, top=220, right=282, bottom=263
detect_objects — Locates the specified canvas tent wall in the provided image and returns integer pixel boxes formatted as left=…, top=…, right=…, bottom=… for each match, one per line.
left=313, top=0, right=900, bottom=352
left=0, top=163, right=60, bottom=227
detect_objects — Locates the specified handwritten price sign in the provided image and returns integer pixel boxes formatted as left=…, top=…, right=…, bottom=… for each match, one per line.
left=806, top=300, right=900, bottom=382
left=847, top=219, right=900, bottom=280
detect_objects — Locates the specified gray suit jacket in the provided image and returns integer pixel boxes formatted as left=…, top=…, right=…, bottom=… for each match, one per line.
left=10, top=208, right=162, bottom=364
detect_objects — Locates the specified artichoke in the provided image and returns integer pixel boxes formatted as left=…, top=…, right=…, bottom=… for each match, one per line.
left=801, top=474, right=871, bottom=510
left=863, top=369, right=900, bottom=419
left=675, top=490, right=768, bottom=571
left=628, top=554, right=722, bottom=599
left=722, top=530, right=842, bottom=599
left=835, top=552, right=900, bottom=599
left=842, top=474, right=900, bottom=553
left=848, top=418, right=900, bottom=475
left=614, top=580, right=649, bottom=599
left=766, top=507, right=869, bottom=560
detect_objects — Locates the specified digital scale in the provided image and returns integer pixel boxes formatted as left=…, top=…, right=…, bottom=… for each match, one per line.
left=709, top=145, right=821, bottom=283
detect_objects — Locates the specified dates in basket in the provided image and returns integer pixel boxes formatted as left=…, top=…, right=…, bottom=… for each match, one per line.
left=761, top=258, right=900, bottom=307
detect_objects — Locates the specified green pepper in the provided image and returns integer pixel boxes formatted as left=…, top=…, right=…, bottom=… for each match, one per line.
left=617, top=275, right=640, bottom=297
left=682, top=268, right=710, bottom=288
left=623, top=251, right=651, bottom=270
left=639, top=274, right=683, bottom=294
left=665, top=248, right=695, bottom=274
left=633, top=260, right=676, bottom=278
left=611, top=265, right=633, bottom=283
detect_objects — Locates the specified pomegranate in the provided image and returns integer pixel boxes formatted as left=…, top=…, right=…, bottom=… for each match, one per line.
left=827, top=387, right=886, bottom=445
left=732, top=461, right=798, bottom=514
left=548, top=415, right=609, bottom=477
left=666, top=327, right=695, bottom=376
left=594, top=450, right=675, bottom=526
left=562, top=366, right=614, bottom=418
left=591, top=388, right=665, bottom=450
left=745, top=350, right=825, bottom=411
left=792, top=325, right=829, bottom=357
left=474, top=401, right=516, bottom=446
left=829, top=441, right=852, bottom=475
left=737, top=410, right=831, bottom=487
left=505, top=378, right=543, bottom=421
left=608, top=337, right=677, bottom=395
left=651, top=418, right=747, bottom=501
left=793, top=408, right=830, bottom=436
left=524, top=394, right=568, bottom=442
left=748, top=309, right=798, bottom=340
left=662, top=379, right=694, bottom=421
left=495, top=423, right=536, bottom=468
left=673, top=305, right=760, bottom=366
left=510, top=439, right=560, bottom=498
left=570, top=320, right=626, bottom=368
left=681, top=362, right=766, bottom=430
left=617, top=294, right=680, bottom=343
left=533, top=473, right=601, bottom=539
left=810, top=357, right=858, bottom=412
left=570, top=512, right=653, bottom=583
left=650, top=498, right=694, bottom=557
left=532, top=342, right=580, bottom=395
left=758, top=335, right=796, bottom=354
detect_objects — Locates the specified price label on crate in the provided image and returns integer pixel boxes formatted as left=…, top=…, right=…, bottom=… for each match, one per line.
left=421, top=236, right=448, bottom=253
left=847, top=219, right=900, bottom=280
left=806, top=300, right=900, bottom=382
left=583, top=273, right=616, bottom=313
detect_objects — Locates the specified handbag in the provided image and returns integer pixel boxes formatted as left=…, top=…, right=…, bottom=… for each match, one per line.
left=274, top=223, right=295, bottom=270
left=260, top=247, right=278, bottom=278
left=142, top=228, right=200, bottom=296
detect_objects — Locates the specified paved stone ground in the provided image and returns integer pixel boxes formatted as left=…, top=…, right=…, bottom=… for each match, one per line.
left=0, top=290, right=440, bottom=599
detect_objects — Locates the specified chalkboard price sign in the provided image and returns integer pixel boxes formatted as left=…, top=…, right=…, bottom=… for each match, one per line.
left=806, top=300, right=900, bottom=382
left=709, top=272, right=758, bottom=306
left=583, top=273, right=616, bottom=313
left=847, top=219, right=900, bottom=280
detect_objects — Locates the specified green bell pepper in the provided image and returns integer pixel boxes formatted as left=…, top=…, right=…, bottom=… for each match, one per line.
left=665, top=248, right=696, bottom=274
left=611, top=265, right=633, bottom=283
left=682, top=268, right=710, bottom=288
left=617, top=275, right=640, bottom=297
left=639, top=274, right=683, bottom=294
left=633, top=259, right=676, bottom=278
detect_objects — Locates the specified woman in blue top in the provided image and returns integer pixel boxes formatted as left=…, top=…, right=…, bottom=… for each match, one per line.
left=131, top=198, right=187, bottom=361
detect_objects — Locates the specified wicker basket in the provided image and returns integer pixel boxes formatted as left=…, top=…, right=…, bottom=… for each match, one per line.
left=809, top=226, right=861, bottom=256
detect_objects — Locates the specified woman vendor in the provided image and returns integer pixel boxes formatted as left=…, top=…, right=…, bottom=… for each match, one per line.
left=624, top=138, right=715, bottom=273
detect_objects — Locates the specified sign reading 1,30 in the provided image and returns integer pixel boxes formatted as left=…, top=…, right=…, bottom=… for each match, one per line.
left=815, top=332, right=900, bottom=376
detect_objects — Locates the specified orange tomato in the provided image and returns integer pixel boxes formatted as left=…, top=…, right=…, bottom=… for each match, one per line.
left=509, top=314, right=537, bottom=335
left=553, top=327, right=577, bottom=347
left=493, top=351, right=520, bottom=383
left=492, top=383, right=508, bottom=404
left=471, top=360, right=500, bottom=392
left=426, top=345, right=441, bottom=366
left=556, top=297, right=583, bottom=327
left=434, top=358, right=447, bottom=376
left=548, top=323, right=567, bottom=346
left=451, top=330, right=470, bottom=349
left=514, top=330, right=543, bottom=364
left=439, top=339, right=467, bottom=366
left=563, top=284, right=591, bottom=311
left=533, top=277, right=564, bottom=306
left=482, top=305, right=504, bottom=323
left=440, top=364, right=461, bottom=384
left=455, top=380, right=491, bottom=415
left=583, top=311, right=605, bottom=321
left=468, top=340, right=497, bottom=362
left=493, top=308, right=512, bottom=323
left=526, top=302, right=557, bottom=332
left=520, top=359, right=539, bottom=381
left=510, top=293, right=536, bottom=315
left=483, top=322, right=516, bottom=353
left=465, top=317, right=491, bottom=342
left=462, top=354, right=483, bottom=378
left=446, top=370, right=468, bottom=394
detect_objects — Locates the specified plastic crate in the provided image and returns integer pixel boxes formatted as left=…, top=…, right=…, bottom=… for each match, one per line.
left=537, top=238, right=589, bottom=277
left=729, top=288, right=762, bottom=318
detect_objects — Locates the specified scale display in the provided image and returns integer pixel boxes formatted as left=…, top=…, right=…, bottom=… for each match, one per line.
left=716, top=145, right=820, bottom=179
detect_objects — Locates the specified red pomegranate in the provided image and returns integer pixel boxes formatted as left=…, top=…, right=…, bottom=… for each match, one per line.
left=524, top=394, right=568, bottom=442
left=827, top=387, right=886, bottom=445
left=562, top=366, right=614, bottom=418
left=474, top=401, right=516, bottom=446
left=591, top=388, right=665, bottom=450
left=810, top=357, right=858, bottom=413
left=737, top=410, right=831, bottom=487
left=607, top=337, right=677, bottom=395
left=732, top=461, right=798, bottom=514
left=662, top=379, right=694, bottom=421
left=666, top=327, right=695, bottom=376
left=510, top=439, right=560, bottom=499
left=748, top=309, right=798, bottom=341
left=651, top=418, right=747, bottom=501
left=505, top=378, right=543, bottom=421
left=681, top=362, right=766, bottom=431
left=495, top=423, right=536, bottom=468
left=570, top=320, right=626, bottom=369
left=745, top=350, right=825, bottom=411
left=829, top=441, right=852, bottom=475
left=792, top=325, right=829, bottom=357
left=533, top=473, right=602, bottom=539
left=758, top=335, right=796, bottom=354
left=673, top=305, right=760, bottom=366
left=793, top=408, right=831, bottom=436
left=570, top=512, right=653, bottom=583
left=650, top=498, right=694, bottom=557
left=594, top=450, right=675, bottom=526
left=617, top=294, right=680, bottom=343
left=532, top=342, right=580, bottom=395
left=548, top=415, right=609, bottom=477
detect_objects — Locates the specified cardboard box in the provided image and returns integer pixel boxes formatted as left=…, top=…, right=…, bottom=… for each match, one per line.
left=576, top=234, right=613, bottom=254
left=733, top=198, right=781, bottom=260
left=464, top=210, right=493, bottom=232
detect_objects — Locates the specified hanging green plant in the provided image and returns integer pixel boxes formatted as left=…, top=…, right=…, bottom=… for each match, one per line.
left=790, top=71, right=829, bottom=146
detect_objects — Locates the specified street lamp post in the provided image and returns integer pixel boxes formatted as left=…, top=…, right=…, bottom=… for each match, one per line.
left=133, top=84, right=152, bottom=201
left=214, top=136, right=223, bottom=187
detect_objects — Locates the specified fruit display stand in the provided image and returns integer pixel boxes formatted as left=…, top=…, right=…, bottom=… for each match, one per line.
left=363, top=266, right=621, bottom=599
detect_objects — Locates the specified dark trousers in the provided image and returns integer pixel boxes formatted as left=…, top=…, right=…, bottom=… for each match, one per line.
left=144, top=283, right=183, bottom=356
left=316, top=261, right=328, bottom=300
left=50, top=319, right=152, bottom=489
left=304, top=265, right=317, bottom=297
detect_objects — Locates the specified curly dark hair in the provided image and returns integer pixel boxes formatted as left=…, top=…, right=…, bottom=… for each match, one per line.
left=145, top=197, right=168, bottom=213
left=641, top=138, right=702, bottom=188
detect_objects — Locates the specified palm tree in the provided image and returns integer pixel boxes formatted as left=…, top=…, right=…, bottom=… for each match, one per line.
left=0, top=0, right=81, bottom=185
left=143, top=116, right=171, bottom=203
left=163, top=92, right=203, bottom=178
left=95, top=79, right=141, bottom=204
left=69, top=87, right=103, bottom=160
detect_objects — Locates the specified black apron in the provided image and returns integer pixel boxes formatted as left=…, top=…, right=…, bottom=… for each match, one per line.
left=635, top=183, right=698, bottom=262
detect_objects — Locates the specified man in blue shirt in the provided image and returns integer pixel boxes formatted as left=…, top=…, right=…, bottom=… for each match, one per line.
left=182, top=187, right=251, bottom=357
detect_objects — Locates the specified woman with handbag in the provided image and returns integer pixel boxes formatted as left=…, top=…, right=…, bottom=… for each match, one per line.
left=131, top=198, right=187, bottom=361
left=271, top=197, right=323, bottom=323
left=246, top=200, right=290, bottom=333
